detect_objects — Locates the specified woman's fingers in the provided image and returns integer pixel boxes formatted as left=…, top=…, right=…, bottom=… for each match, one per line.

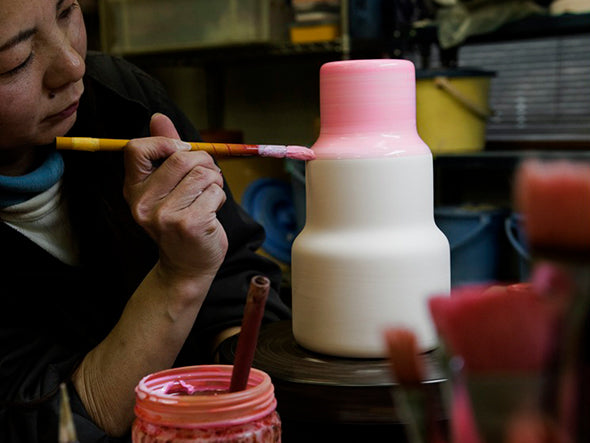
left=150, top=113, right=181, bottom=140
left=127, top=147, right=220, bottom=204
left=123, top=136, right=191, bottom=188
left=123, top=113, right=195, bottom=186
left=160, top=158, right=225, bottom=212
left=121, top=114, right=229, bottom=279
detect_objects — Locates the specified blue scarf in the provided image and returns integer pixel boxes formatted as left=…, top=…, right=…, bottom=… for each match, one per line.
left=0, top=151, right=65, bottom=208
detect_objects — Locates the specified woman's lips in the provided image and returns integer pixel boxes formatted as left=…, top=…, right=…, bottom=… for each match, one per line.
left=46, top=101, right=79, bottom=121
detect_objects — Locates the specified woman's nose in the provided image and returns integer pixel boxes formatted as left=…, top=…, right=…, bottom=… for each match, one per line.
left=44, top=35, right=85, bottom=94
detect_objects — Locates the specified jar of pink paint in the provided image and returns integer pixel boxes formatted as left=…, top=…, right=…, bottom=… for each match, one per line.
left=132, top=365, right=281, bottom=443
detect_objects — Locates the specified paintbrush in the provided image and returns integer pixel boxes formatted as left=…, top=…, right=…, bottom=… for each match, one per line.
left=55, top=137, right=316, bottom=161
left=447, top=364, right=483, bottom=443
left=428, top=282, right=565, bottom=443
left=229, top=275, right=270, bottom=393
left=59, top=383, right=79, bottom=443
left=383, top=327, right=446, bottom=443
left=514, top=158, right=590, bottom=442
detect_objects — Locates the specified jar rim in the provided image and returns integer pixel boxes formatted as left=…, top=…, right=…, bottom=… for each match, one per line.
left=134, top=365, right=277, bottom=429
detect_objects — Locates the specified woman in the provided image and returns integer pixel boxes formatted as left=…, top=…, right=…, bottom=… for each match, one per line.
left=0, top=1, right=290, bottom=441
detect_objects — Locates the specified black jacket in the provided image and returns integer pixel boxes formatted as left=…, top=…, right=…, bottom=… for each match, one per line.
left=0, top=52, right=290, bottom=442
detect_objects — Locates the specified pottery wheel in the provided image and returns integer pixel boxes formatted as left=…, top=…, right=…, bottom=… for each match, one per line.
left=218, top=320, right=447, bottom=425
left=220, top=320, right=445, bottom=386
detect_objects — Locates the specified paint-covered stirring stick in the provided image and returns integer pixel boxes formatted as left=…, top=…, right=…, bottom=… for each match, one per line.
left=59, top=383, right=79, bottom=443
left=55, top=137, right=316, bottom=161
left=229, top=275, right=270, bottom=393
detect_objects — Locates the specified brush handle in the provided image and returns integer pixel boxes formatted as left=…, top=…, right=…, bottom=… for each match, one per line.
left=59, top=383, right=79, bottom=443
left=56, top=137, right=262, bottom=156
left=229, top=275, right=270, bottom=393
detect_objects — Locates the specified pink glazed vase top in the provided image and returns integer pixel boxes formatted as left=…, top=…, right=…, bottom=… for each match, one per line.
left=132, top=365, right=281, bottom=443
left=313, top=59, right=431, bottom=159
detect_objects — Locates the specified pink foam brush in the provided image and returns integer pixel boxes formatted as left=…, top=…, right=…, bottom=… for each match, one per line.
left=515, top=159, right=590, bottom=258
left=428, top=281, right=566, bottom=443
left=428, top=284, right=562, bottom=374
left=514, top=158, right=590, bottom=441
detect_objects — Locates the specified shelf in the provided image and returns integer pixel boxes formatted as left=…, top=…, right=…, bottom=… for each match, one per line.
left=412, top=12, right=590, bottom=47
left=435, top=149, right=590, bottom=175
left=117, top=12, right=590, bottom=69
left=123, top=40, right=345, bottom=68
left=433, top=150, right=590, bottom=208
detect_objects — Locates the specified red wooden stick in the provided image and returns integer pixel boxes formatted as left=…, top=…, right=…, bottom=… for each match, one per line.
left=229, top=275, right=270, bottom=392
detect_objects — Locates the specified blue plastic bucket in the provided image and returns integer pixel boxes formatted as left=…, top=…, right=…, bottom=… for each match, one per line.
left=505, top=212, right=531, bottom=282
left=435, top=206, right=507, bottom=287
left=285, top=159, right=307, bottom=234
left=241, top=178, right=298, bottom=264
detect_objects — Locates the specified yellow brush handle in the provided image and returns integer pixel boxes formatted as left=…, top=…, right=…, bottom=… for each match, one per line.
left=56, top=137, right=129, bottom=151
left=55, top=137, right=260, bottom=156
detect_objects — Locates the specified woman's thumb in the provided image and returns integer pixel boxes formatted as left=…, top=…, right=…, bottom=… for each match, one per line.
left=150, top=113, right=181, bottom=140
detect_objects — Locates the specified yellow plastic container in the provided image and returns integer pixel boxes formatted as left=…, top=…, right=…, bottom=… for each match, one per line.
left=289, top=23, right=340, bottom=43
left=416, top=68, right=495, bottom=154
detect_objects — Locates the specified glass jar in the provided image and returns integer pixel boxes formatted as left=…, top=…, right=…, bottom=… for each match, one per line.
left=132, top=365, right=281, bottom=442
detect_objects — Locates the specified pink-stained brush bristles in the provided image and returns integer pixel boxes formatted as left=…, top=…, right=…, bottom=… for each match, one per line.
left=384, top=327, right=446, bottom=443
left=428, top=283, right=562, bottom=374
left=257, top=144, right=316, bottom=161
left=515, top=159, right=590, bottom=256
left=428, top=282, right=567, bottom=443
left=514, top=158, right=590, bottom=441
left=384, top=328, right=425, bottom=385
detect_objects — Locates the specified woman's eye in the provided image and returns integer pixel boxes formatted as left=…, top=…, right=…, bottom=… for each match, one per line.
left=59, top=2, right=79, bottom=20
left=1, top=52, right=33, bottom=77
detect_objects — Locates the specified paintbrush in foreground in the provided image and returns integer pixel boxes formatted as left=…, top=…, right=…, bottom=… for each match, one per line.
left=428, top=282, right=564, bottom=443
left=56, top=137, right=316, bottom=161
left=515, top=158, right=590, bottom=442
left=229, top=275, right=270, bottom=392
left=515, top=159, right=590, bottom=259
left=59, top=383, right=79, bottom=443
left=384, top=327, right=446, bottom=443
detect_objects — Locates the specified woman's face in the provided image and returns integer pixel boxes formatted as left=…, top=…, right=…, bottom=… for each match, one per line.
left=0, top=0, right=87, bottom=151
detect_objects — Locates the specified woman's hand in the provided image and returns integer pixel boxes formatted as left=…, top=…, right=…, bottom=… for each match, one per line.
left=73, top=114, right=230, bottom=437
left=123, top=113, right=228, bottom=287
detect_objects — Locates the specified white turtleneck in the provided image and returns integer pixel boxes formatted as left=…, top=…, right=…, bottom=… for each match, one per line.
left=0, top=179, right=80, bottom=266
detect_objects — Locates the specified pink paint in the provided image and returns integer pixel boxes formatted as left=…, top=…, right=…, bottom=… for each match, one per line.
left=258, top=144, right=315, bottom=160
left=163, top=379, right=198, bottom=395
left=312, top=59, right=430, bottom=159
left=284, top=145, right=316, bottom=160
left=133, top=365, right=280, bottom=442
